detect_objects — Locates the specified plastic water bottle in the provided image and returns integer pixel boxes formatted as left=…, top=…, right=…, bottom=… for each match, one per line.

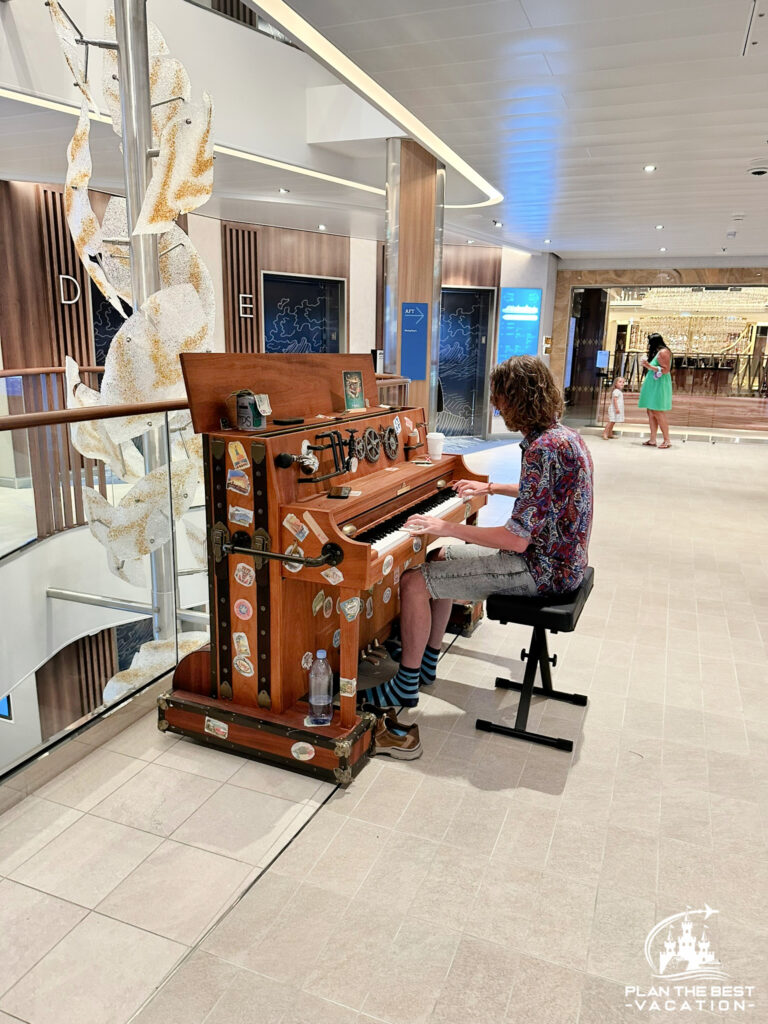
left=308, top=650, right=333, bottom=726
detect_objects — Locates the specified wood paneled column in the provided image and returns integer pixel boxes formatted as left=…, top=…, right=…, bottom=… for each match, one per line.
left=384, top=139, right=445, bottom=424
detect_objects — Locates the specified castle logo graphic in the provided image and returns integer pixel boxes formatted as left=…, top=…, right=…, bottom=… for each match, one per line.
left=645, top=905, right=727, bottom=983
left=625, top=905, right=758, bottom=1014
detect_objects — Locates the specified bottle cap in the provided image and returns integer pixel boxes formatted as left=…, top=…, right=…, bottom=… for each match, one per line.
left=316, top=649, right=327, bottom=658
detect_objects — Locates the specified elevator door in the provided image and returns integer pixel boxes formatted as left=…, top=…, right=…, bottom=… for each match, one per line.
left=437, top=288, right=493, bottom=436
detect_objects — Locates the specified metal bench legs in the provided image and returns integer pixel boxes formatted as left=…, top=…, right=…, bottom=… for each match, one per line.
left=475, top=625, right=587, bottom=752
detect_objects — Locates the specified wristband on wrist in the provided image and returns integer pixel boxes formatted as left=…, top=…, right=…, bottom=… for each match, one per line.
left=488, top=482, right=494, bottom=496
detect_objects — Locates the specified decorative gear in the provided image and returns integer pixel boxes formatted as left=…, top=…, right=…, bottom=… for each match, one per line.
left=382, top=425, right=399, bottom=460
left=363, top=427, right=380, bottom=463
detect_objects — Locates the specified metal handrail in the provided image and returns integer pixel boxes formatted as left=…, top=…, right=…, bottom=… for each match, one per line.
left=0, top=399, right=189, bottom=433
left=0, top=366, right=104, bottom=378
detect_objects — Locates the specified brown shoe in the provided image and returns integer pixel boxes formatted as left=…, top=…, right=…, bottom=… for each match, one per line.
left=370, top=711, right=422, bottom=760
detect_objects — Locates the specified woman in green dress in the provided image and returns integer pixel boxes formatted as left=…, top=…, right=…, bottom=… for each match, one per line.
left=638, top=332, right=673, bottom=448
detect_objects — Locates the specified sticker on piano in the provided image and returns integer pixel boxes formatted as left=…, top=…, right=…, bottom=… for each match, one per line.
left=382, top=554, right=394, bottom=576
left=303, top=511, right=329, bottom=545
left=335, top=597, right=341, bottom=614
left=312, top=590, right=325, bottom=617
left=340, top=597, right=361, bottom=622
left=291, top=741, right=315, bottom=762
left=384, top=467, right=401, bottom=472
left=394, top=566, right=401, bottom=585
left=204, top=716, right=228, bottom=740
left=365, top=596, right=374, bottom=619
left=404, top=416, right=413, bottom=432
left=339, top=676, right=357, bottom=697
left=233, top=655, right=254, bottom=677
left=233, top=632, right=251, bottom=656
left=229, top=506, right=253, bottom=527
left=349, top=490, right=362, bottom=497
left=404, top=558, right=412, bottom=569
left=226, top=469, right=250, bottom=496
left=234, top=598, right=253, bottom=621
left=382, top=587, right=392, bottom=604
left=321, top=567, right=344, bottom=586
left=393, top=415, right=402, bottom=435
left=301, top=651, right=314, bottom=671
left=333, top=628, right=341, bottom=648
left=284, top=543, right=304, bottom=573
left=283, top=513, right=309, bottom=543
left=233, top=562, right=255, bottom=587
left=228, top=441, right=249, bottom=471
left=323, top=596, right=333, bottom=618
left=412, top=538, right=423, bottom=553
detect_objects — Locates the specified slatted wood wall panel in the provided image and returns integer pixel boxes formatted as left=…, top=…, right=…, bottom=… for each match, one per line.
left=222, top=222, right=259, bottom=353
left=35, top=630, right=118, bottom=741
left=39, top=186, right=95, bottom=367
left=222, top=222, right=352, bottom=353
left=0, top=181, right=55, bottom=370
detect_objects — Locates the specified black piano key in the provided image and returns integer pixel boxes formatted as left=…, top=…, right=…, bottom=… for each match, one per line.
left=356, top=488, right=455, bottom=545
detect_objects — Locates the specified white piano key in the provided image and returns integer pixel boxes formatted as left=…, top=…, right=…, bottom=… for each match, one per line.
left=372, top=494, right=466, bottom=557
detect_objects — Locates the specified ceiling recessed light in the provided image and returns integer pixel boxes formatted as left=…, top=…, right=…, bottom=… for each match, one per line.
left=659, top=247, right=667, bottom=252
left=492, top=219, right=503, bottom=228
left=466, top=239, right=474, bottom=244
left=318, top=224, right=327, bottom=231
left=655, top=224, right=664, bottom=230
left=644, top=164, right=657, bottom=173
left=278, top=187, right=290, bottom=194
left=543, top=238, right=551, bottom=244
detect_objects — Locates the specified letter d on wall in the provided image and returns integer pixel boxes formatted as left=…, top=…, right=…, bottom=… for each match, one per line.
left=59, top=274, right=81, bottom=305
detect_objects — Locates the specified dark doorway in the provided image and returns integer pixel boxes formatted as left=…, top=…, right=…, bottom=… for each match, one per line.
left=565, top=287, right=609, bottom=422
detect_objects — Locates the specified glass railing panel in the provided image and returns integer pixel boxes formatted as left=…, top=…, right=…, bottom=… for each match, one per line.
left=0, top=405, right=209, bottom=776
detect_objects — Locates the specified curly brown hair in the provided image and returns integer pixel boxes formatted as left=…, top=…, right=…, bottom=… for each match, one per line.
left=490, top=356, right=564, bottom=433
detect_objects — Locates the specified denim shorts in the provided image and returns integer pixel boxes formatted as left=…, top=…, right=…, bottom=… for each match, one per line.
left=420, top=544, right=539, bottom=601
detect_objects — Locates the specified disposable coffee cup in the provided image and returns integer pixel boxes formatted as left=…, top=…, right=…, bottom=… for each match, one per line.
left=426, top=431, right=445, bottom=460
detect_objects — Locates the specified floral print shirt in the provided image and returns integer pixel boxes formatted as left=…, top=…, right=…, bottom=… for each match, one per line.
left=505, top=423, right=593, bottom=594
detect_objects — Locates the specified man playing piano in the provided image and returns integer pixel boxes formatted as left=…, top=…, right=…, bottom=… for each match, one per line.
left=357, top=355, right=593, bottom=709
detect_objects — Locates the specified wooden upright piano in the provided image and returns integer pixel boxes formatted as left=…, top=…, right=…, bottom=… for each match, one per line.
left=159, top=353, right=487, bottom=784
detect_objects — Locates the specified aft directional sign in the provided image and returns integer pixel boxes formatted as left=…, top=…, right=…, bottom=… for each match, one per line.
left=400, top=302, right=429, bottom=381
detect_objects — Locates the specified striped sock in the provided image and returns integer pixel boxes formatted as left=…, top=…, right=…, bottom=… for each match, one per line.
left=357, top=665, right=420, bottom=708
left=419, top=645, right=441, bottom=686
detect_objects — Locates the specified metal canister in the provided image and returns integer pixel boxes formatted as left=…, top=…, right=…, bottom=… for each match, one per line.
left=235, top=391, right=262, bottom=431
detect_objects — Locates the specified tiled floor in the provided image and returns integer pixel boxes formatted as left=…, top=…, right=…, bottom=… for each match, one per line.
left=1, top=435, right=767, bottom=1023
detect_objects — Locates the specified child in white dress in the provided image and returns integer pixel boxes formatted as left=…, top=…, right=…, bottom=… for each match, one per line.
left=602, top=376, right=625, bottom=439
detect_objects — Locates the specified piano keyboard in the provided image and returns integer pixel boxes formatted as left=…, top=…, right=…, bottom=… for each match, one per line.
left=357, top=488, right=468, bottom=557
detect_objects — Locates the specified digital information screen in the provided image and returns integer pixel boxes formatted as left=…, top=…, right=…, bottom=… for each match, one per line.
left=497, top=288, right=542, bottom=362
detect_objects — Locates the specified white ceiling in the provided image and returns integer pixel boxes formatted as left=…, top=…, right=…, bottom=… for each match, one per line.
left=278, top=0, right=768, bottom=259
left=3, top=0, right=768, bottom=259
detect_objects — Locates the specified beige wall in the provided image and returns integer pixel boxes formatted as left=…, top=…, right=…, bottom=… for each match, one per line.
left=348, top=237, right=378, bottom=355
left=187, top=213, right=226, bottom=353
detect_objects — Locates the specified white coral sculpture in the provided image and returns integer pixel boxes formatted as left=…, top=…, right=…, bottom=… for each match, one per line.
left=47, top=2, right=215, bottom=690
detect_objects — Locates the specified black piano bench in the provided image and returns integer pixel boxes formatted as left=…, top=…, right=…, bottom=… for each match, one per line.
left=475, top=567, right=594, bottom=753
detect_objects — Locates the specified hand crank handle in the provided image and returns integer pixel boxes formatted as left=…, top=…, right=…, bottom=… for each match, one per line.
left=225, top=540, right=344, bottom=568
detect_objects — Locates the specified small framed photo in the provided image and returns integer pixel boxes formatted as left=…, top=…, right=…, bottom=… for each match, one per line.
left=342, top=370, right=365, bottom=410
